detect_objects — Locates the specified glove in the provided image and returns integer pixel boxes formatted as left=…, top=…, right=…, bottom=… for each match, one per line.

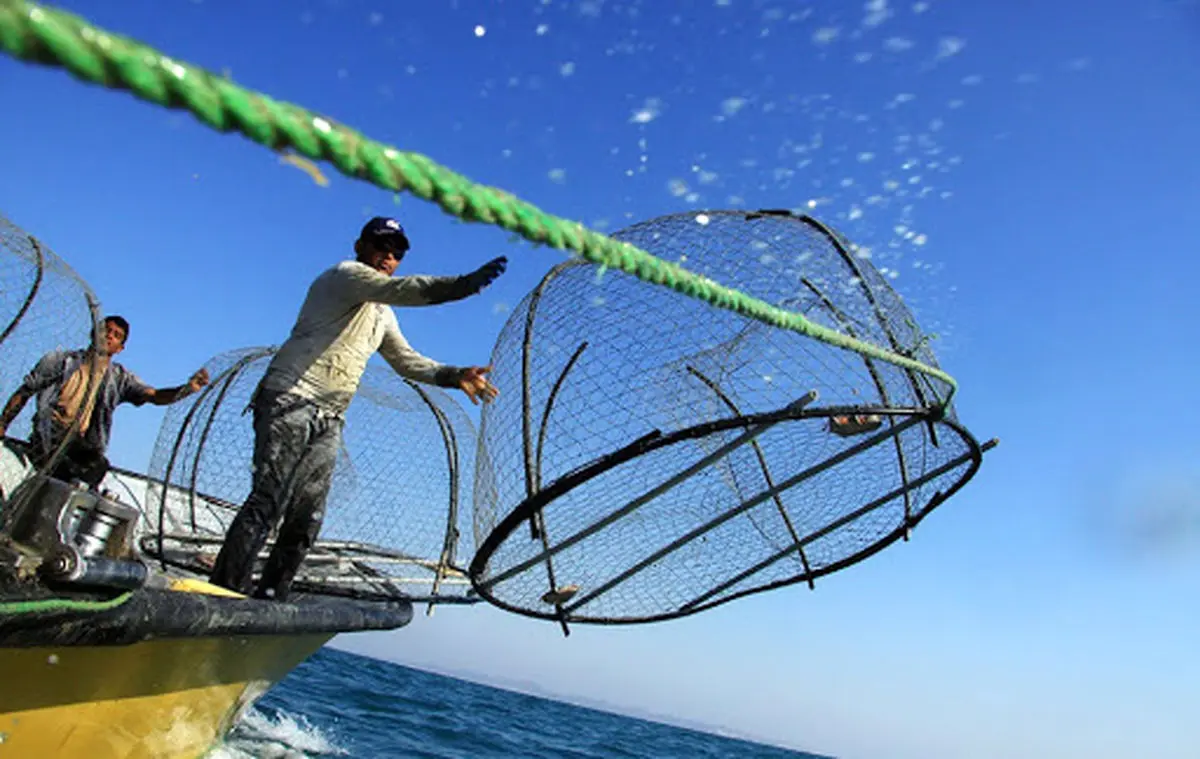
left=419, top=256, right=508, bottom=304
left=463, top=256, right=507, bottom=294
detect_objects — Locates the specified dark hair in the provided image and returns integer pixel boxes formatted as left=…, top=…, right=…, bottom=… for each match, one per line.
left=103, top=315, right=130, bottom=344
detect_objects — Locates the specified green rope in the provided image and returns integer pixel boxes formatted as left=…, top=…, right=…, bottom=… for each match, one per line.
left=0, top=591, right=133, bottom=615
left=0, top=0, right=957, bottom=401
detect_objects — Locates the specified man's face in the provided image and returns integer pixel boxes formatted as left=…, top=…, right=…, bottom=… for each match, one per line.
left=363, top=240, right=403, bottom=277
left=101, top=321, right=126, bottom=356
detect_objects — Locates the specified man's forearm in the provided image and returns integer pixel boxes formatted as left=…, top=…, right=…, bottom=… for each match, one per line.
left=0, top=390, right=30, bottom=433
left=146, top=385, right=195, bottom=406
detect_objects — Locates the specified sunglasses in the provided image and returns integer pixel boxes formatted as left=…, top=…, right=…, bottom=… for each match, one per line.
left=372, top=238, right=409, bottom=257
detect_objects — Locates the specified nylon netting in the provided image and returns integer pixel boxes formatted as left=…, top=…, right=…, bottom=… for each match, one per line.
left=143, top=348, right=479, bottom=605
left=470, top=210, right=986, bottom=625
left=0, top=210, right=103, bottom=502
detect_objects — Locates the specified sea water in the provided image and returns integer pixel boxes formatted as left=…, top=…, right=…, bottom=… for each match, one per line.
left=208, top=647, right=827, bottom=759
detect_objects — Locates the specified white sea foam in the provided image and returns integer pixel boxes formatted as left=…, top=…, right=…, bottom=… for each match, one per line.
left=205, top=706, right=346, bottom=759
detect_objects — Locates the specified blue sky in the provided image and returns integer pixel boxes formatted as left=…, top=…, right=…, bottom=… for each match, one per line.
left=2, top=1, right=1199, bottom=757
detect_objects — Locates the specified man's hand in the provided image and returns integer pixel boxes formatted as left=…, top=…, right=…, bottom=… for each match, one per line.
left=458, top=366, right=499, bottom=405
left=414, top=256, right=509, bottom=304
left=147, top=368, right=212, bottom=406
left=187, top=368, right=210, bottom=394
left=463, top=257, right=507, bottom=296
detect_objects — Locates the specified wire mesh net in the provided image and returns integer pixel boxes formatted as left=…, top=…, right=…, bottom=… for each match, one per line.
left=0, top=210, right=103, bottom=500
left=470, top=210, right=987, bottom=625
left=142, top=347, right=480, bottom=605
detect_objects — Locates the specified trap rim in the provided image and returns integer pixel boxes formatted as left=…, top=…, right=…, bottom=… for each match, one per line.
left=469, top=405, right=991, bottom=625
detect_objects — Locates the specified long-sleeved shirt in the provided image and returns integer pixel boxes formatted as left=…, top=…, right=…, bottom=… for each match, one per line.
left=259, top=260, right=467, bottom=413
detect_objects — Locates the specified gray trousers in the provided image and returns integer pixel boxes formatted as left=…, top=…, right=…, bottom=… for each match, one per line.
left=209, top=390, right=344, bottom=600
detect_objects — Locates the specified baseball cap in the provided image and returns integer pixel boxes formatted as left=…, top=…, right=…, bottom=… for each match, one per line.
left=359, top=217, right=410, bottom=251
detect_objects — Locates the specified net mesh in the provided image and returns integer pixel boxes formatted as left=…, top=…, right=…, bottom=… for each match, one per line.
left=0, top=205, right=988, bottom=620
left=0, top=211, right=102, bottom=499
left=143, top=348, right=479, bottom=604
left=471, top=210, right=985, bottom=624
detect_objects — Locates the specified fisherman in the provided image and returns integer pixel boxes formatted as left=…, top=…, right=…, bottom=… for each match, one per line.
left=0, top=315, right=211, bottom=489
left=209, top=217, right=505, bottom=601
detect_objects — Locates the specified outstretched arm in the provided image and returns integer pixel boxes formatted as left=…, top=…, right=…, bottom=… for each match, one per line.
left=339, top=257, right=508, bottom=307
left=140, top=368, right=210, bottom=406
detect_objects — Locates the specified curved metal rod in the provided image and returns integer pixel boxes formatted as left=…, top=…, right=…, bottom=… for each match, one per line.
left=792, top=214, right=940, bottom=420
left=433, top=403, right=460, bottom=589
left=185, top=358, right=246, bottom=531
left=684, top=365, right=816, bottom=589
left=27, top=292, right=106, bottom=505
left=116, top=457, right=480, bottom=606
left=430, top=403, right=461, bottom=611
left=155, top=381, right=218, bottom=567
left=0, top=222, right=106, bottom=520
left=520, top=259, right=589, bottom=538
left=440, top=408, right=461, bottom=567
left=532, top=340, right=590, bottom=636
left=155, top=348, right=274, bottom=567
left=796, top=279, right=915, bottom=536
left=473, top=412, right=992, bottom=625
left=677, top=435, right=999, bottom=613
left=534, top=341, right=589, bottom=492
left=0, top=235, right=43, bottom=348
left=559, top=411, right=924, bottom=616
left=518, top=259, right=590, bottom=636
left=405, top=380, right=461, bottom=614
left=473, top=392, right=820, bottom=591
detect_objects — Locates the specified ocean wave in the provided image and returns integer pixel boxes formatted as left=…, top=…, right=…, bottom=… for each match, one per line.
left=205, top=706, right=347, bottom=759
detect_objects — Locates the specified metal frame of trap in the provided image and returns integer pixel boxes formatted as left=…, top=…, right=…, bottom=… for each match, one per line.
left=468, top=210, right=998, bottom=634
left=136, top=349, right=478, bottom=611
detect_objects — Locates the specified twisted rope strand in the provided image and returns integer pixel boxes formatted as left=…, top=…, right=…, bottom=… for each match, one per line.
left=0, top=0, right=956, bottom=399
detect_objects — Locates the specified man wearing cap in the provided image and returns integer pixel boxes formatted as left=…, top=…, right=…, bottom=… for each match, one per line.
left=209, top=217, right=506, bottom=600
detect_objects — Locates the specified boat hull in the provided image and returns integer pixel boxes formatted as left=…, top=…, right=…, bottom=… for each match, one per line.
left=0, top=631, right=331, bottom=758
left=0, top=573, right=411, bottom=758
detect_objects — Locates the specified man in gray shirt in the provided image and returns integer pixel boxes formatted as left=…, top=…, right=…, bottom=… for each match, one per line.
left=0, top=315, right=210, bottom=489
left=209, top=217, right=505, bottom=600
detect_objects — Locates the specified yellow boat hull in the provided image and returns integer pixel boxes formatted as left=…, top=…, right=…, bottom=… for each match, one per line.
left=0, top=631, right=332, bottom=759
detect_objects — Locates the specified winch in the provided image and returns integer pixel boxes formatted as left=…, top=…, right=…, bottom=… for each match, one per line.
left=1, top=473, right=148, bottom=589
